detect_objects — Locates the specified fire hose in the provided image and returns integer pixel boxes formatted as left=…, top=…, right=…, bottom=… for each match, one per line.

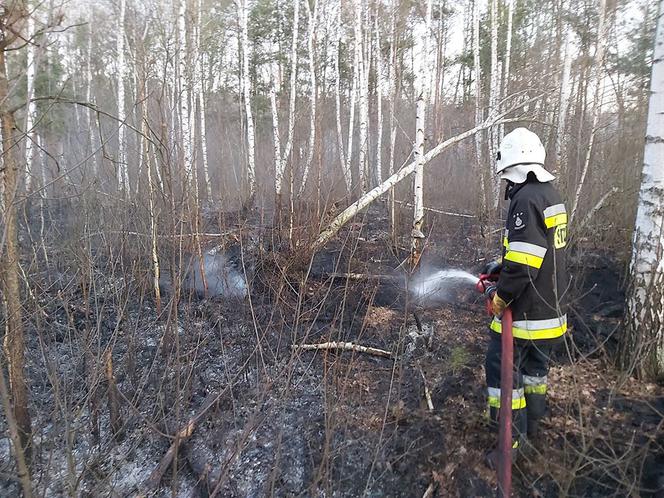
left=476, top=272, right=513, bottom=498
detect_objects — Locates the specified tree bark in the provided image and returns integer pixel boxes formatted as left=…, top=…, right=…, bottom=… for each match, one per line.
left=555, top=24, right=573, bottom=175
left=334, top=6, right=354, bottom=192
left=237, top=0, right=256, bottom=202
left=0, top=46, right=33, bottom=463
left=24, top=8, right=36, bottom=192
left=622, top=0, right=664, bottom=380
left=117, top=0, right=129, bottom=193
left=412, top=0, right=433, bottom=269
left=354, top=0, right=368, bottom=194
left=299, top=0, right=317, bottom=196
left=473, top=0, right=487, bottom=215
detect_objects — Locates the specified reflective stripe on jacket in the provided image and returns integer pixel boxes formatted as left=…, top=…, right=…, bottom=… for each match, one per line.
left=495, top=178, right=569, bottom=341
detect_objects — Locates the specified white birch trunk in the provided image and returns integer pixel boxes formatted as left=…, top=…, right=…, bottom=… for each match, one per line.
left=354, top=0, right=368, bottom=194
left=388, top=0, right=397, bottom=237
left=178, top=0, right=194, bottom=185
left=270, top=65, right=285, bottom=197
left=473, top=0, right=486, bottom=210
left=24, top=11, right=35, bottom=192
left=117, top=0, right=129, bottom=193
left=412, top=0, right=433, bottom=265
left=569, top=0, right=608, bottom=223
left=86, top=18, right=98, bottom=175
left=272, top=0, right=299, bottom=200
left=238, top=0, right=256, bottom=200
left=555, top=27, right=573, bottom=174
left=374, top=16, right=383, bottom=187
left=195, top=0, right=211, bottom=199
left=624, top=0, right=664, bottom=379
left=335, top=19, right=353, bottom=192
left=488, top=0, right=500, bottom=207
left=299, top=0, right=317, bottom=196
left=499, top=0, right=514, bottom=142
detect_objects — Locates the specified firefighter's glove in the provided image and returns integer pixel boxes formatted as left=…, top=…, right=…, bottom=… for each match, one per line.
left=480, top=260, right=503, bottom=277
left=491, top=293, right=508, bottom=317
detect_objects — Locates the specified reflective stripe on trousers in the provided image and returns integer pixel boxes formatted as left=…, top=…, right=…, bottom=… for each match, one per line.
left=487, top=387, right=527, bottom=410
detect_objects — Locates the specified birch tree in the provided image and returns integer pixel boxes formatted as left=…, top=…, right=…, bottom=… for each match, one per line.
left=237, top=0, right=256, bottom=201
left=488, top=0, right=499, bottom=206
left=411, top=0, right=433, bottom=268
left=299, top=0, right=316, bottom=196
left=555, top=26, right=573, bottom=174
left=499, top=0, right=513, bottom=142
left=178, top=0, right=194, bottom=188
left=116, top=0, right=129, bottom=193
left=334, top=2, right=353, bottom=192
left=24, top=7, right=35, bottom=191
left=195, top=0, right=211, bottom=199
left=623, top=0, right=664, bottom=380
left=354, top=0, right=368, bottom=194
left=374, top=15, right=383, bottom=187
left=473, top=0, right=486, bottom=212
left=271, top=0, right=299, bottom=205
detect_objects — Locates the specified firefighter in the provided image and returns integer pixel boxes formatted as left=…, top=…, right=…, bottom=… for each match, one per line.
left=482, top=127, right=569, bottom=466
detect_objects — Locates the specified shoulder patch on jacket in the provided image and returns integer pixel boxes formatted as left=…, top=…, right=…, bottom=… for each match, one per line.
left=511, top=210, right=528, bottom=231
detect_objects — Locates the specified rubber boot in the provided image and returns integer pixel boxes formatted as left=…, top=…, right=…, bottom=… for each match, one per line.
left=484, top=442, right=519, bottom=471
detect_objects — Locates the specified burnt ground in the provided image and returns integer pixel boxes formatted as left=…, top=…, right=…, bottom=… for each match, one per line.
left=0, top=204, right=663, bottom=497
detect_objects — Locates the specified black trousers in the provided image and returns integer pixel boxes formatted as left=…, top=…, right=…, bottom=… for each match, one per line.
left=484, top=331, right=554, bottom=445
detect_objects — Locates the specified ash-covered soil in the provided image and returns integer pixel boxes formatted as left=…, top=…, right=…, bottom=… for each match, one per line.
left=0, top=206, right=662, bottom=497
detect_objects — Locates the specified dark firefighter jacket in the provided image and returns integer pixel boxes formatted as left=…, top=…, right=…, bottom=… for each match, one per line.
left=491, top=176, right=569, bottom=341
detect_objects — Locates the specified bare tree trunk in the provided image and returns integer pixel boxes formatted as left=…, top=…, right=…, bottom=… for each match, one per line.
left=117, top=0, right=129, bottom=194
left=473, top=0, right=487, bottom=214
left=388, top=0, right=397, bottom=242
left=86, top=15, right=98, bottom=175
left=555, top=25, right=573, bottom=175
left=334, top=7, right=353, bottom=192
left=0, top=46, right=33, bottom=463
left=272, top=0, right=299, bottom=206
left=412, top=0, right=433, bottom=269
left=622, top=0, right=664, bottom=380
left=374, top=15, right=383, bottom=187
left=237, top=0, right=256, bottom=202
left=354, top=0, right=368, bottom=194
left=499, top=0, right=514, bottom=142
left=195, top=0, right=211, bottom=199
left=300, top=0, right=317, bottom=196
left=570, top=0, right=608, bottom=223
left=488, top=0, right=500, bottom=208
left=24, top=9, right=36, bottom=192
left=178, top=0, right=194, bottom=188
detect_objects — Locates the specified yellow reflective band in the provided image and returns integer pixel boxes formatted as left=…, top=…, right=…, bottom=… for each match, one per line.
left=504, top=250, right=544, bottom=269
left=524, top=384, right=547, bottom=395
left=545, top=212, right=568, bottom=228
left=490, top=318, right=567, bottom=340
left=512, top=440, right=520, bottom=449
left=488, top=395, right=527, bottom=410
left=503, top=236, right=509, bottom=249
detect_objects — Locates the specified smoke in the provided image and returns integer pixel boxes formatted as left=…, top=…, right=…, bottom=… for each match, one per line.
left=410, top=268, right=478, bottom=304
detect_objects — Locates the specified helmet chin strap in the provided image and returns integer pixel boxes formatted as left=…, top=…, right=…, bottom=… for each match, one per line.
left=504, top=181, right=514, bottom=201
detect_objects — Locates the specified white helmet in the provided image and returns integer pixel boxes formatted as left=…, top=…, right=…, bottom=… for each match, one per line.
left=496, top=127, right=554, bottom=183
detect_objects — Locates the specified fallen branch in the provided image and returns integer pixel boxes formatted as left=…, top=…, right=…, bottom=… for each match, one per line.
left=311, top=111, right=534, bottom=250
left=575, top=186, right=619, bottom=232
left=418, top=365, right=435, bottom=411
left=293, top=341, right=394, bottom=359
left=326, top=272, right=404, bottom=282
left=143, top=389, right=225, bottom=491
left=394, top=200, right=475, bottom=218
